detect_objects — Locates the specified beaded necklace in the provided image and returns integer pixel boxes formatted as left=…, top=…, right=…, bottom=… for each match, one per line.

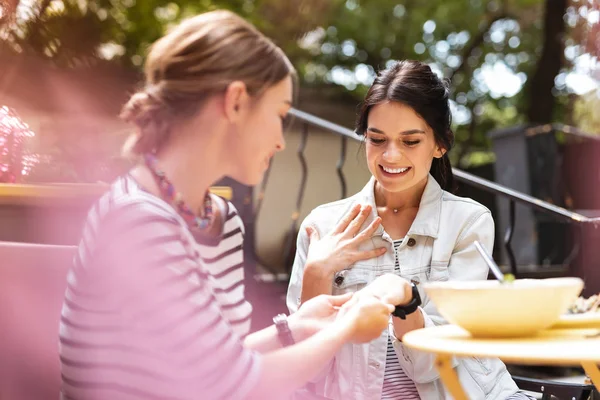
left=144, top=153, right=214, bottom=230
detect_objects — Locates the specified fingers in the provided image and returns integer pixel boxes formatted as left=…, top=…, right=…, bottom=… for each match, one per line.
left=337, top=293, right=359, bottom=315
left=381, top=293, right=404, bottom=306
left=344, top=205, right=373, bottom=238
left=351, top=247, right=387, bottom=263
left=356, top=293, right=393, bottom=312
left=305, top=225, right=321, bottom=243
left=332, top=204, right=361, bottom=234
left=327, top=292, right=354, bottom=307
left=352, top=217, right=382, bottom=242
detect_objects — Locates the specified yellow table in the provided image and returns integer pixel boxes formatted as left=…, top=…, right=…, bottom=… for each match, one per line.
left=0, top=184, right=232, bottom=205
left=402, top=325, right=600, bottom=400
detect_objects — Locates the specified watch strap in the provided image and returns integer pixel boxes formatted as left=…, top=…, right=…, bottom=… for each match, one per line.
left=392, top=283, right=422, bottom=319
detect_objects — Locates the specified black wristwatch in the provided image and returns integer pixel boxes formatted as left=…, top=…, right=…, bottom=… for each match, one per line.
left=273, top=314, right=295, bottom=347
left=392, top=282, right=422, bottom=319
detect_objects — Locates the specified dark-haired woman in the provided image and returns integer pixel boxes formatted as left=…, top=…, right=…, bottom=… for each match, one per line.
left=287, top=60, right=529, bottom=399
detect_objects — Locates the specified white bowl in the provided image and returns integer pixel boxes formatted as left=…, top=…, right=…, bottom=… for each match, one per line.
left=423, top=277, right=584, bottom=337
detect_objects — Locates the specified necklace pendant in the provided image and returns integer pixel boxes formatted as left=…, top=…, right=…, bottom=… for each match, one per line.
left=174, top=192, right=184, bottom=203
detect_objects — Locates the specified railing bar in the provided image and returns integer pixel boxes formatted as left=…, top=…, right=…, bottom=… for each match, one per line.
left=288, top=108, right=361, bottom=140
left=553, top=122, right=600, bottom=141
left=504, top=200, right=518, bottom=276
left=254, top=160, right=273, bottom=218
left=562, top=224, right=582, bottom=267
left=281, top=122, right=310, bottom=273
left=249, top=152, right=282, bottom=277
left=337, top=136, right=348, bottom=199
left=453, top=169, right=600, bottom=225
left=293, top=123, right=309, bottom=211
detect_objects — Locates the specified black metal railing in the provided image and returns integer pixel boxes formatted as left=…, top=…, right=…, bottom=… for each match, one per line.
left=252, top=108, right=600, bottom=279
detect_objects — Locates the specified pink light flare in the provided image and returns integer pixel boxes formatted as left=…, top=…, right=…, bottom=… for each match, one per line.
left=0, top=106, right=39, bottom=183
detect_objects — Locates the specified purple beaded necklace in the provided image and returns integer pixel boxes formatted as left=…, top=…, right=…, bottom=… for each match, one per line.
left=144, top=153, right=214, bottom=230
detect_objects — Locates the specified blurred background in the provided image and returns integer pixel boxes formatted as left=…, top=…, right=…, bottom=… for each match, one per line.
left=1, top=0, right=599, bottom=175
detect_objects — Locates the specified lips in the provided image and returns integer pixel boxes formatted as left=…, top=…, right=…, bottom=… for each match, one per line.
left=382, top=166, right=409, bottom=174
left=380, top=165, right=411, bottom=175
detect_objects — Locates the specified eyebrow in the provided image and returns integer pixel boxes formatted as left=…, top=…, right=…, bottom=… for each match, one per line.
left=367, top=127, right=426, bottom=135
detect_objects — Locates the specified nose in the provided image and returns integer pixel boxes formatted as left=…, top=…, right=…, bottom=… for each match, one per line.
left=276, top=132, right=286, bottom=152
left=382, top=142, right=402, bottom=161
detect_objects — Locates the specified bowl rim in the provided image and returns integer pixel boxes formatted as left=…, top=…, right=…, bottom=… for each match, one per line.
left=423, top=277, right=584, bottom=291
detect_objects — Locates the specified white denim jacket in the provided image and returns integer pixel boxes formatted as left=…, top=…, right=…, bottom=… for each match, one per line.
left=287, top=175, right=520, bottom=400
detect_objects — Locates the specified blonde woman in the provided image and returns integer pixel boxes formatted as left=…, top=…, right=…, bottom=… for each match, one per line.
left=58, top=11, right=405, bottom=400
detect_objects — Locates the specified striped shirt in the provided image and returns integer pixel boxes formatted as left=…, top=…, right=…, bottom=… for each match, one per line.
left=192, top=199, right=252, bottom=338
left=381, top=238, right=420, bottom=400
left=59, top=175, right=260, bottom=400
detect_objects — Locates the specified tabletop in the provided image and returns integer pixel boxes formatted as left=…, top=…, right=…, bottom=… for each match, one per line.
left=402, top=325, right=600, bottom=366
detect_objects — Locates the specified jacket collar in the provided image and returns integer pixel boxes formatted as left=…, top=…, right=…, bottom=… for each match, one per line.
left=359, top=174, right=443, bottom=239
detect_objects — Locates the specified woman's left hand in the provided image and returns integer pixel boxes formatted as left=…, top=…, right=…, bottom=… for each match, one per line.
left=289, top=293, right=354, bottom=340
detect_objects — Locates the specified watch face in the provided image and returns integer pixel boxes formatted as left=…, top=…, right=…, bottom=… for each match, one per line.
left=273, top=314, right=285, bottom=324
left=273, top=314, right=287, bottom=324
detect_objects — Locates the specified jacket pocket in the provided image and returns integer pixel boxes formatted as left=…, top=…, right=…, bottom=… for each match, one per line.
left=427, top=261, right=450, bottom=281
left=331, top=266, right=371, bottom=295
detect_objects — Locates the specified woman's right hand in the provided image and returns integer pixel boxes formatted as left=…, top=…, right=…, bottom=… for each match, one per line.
left=358, top=273, right=412, bottom=306
left=304, top=204, right=386, bottom=279
left=337, top=294, right=395, bottom=344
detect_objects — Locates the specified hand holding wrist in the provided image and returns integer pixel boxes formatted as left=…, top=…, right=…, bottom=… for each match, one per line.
left=286, top=313, right=311, bottom=342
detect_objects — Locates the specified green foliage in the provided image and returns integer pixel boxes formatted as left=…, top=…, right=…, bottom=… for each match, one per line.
left=572, top=91, right=600, bottom=135
left=1, top=0, right=597, bottom=170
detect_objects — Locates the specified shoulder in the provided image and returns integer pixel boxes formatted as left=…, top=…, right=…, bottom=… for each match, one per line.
left=86, top=179, right=184, bottom=247
left=441, top=190, right=491, bottom=219
left=439, top=191, right=494, bottom=240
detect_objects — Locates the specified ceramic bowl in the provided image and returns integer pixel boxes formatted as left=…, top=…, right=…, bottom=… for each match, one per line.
left=423, top=277, right=584, bottom=337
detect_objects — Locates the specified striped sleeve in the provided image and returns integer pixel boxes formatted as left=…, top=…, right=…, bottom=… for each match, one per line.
left=59, top=198, right=261, bottom=400
left=193, top=200, right=252, bottom=338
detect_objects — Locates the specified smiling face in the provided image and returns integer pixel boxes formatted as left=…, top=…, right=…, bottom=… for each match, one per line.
left=365, top=101, right=445, bottom=194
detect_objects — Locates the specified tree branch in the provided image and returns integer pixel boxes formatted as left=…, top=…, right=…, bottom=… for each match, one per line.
left=526, top=0, right=568, bottom=123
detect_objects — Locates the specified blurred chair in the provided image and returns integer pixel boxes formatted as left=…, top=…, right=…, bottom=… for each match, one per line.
left=0, top=241, right=75, bottom=400
left=513, top=375, right=597, bottom=400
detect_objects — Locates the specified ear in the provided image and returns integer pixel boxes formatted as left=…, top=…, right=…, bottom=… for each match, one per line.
left=434, top=145, right=447, bottom=159
left=223, top=81, right=250, bottom=122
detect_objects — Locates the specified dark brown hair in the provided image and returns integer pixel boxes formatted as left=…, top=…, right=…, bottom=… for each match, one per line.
left=356, top=60, right=455, bottom=191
